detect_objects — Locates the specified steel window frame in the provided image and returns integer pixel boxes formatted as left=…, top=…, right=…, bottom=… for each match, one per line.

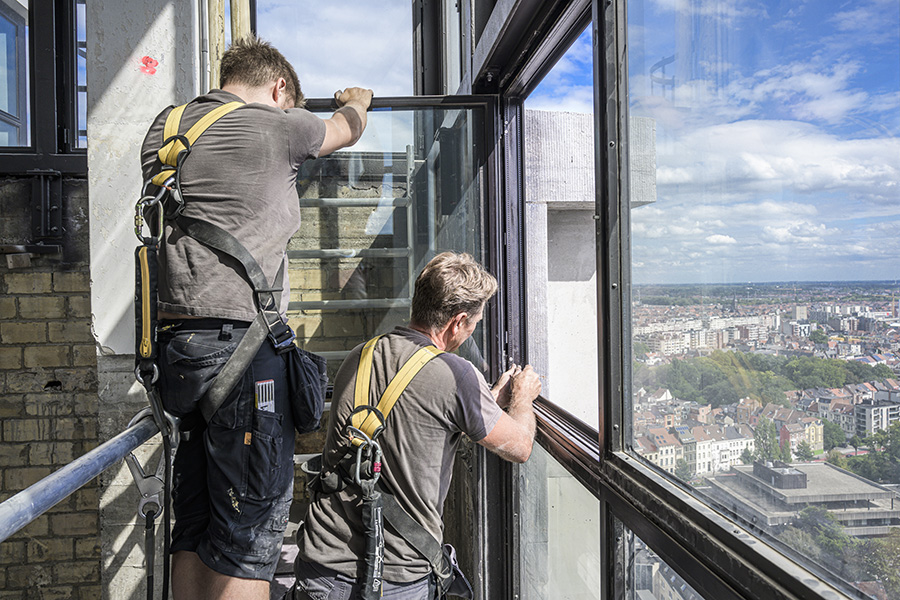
left=488, top=0, right=871, bottom=599
left=0, top=0, right=86, bottom=174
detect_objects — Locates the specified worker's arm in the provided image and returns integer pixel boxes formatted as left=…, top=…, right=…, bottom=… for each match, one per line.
left=479, top=365, right=541, bottom=463
left=319, top=87, right=373, bottom=156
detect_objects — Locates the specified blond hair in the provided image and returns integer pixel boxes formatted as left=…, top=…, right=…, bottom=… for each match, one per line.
left=410, top=252, right=498, bottom=330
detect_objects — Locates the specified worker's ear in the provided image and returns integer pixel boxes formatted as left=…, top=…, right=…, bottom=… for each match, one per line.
left=272, top=77, right=287, bottom=105
left=452, top=312, right=468, bottom=332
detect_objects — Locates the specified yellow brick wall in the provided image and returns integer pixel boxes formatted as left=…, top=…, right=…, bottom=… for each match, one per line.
left=0, top=178, right=101, bottom=599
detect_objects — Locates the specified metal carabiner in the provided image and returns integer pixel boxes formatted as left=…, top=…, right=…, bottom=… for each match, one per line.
left=135, top=177, right=173, bottom=245
left=124, top=408, right=179, bottom=518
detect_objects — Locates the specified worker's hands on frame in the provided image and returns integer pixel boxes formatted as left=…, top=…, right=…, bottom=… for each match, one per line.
left=491, top=364, right=521, bottom=409
left=334, top=87, right=374, bottom=110
left=510, top=365, right=541, bottom=405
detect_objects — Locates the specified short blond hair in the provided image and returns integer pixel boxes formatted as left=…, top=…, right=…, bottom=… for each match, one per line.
left=410, top=252, right=498, bottom=331
left=220, top=36, right=305, bottom=108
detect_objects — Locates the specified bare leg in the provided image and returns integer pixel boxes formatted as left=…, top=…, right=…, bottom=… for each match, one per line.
left=171, top=550, right=270, bottom=600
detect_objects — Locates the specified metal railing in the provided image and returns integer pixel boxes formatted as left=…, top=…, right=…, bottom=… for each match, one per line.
left=0, top=413, right=160, bottom=543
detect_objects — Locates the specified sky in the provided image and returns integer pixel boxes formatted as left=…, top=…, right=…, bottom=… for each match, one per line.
left=256, top=0, right=900, bottom=285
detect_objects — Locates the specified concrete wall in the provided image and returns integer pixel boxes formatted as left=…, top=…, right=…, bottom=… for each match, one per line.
left=86, top=1, right=199, bottom=597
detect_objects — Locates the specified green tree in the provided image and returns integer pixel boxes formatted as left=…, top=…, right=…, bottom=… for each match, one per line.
left=849, top=435, right=863, bottom=455
left=740, top=447, right=754, bottom=465
left=860, top=531, right=900, bottom=598
left=873, top=364, right=894, bottom=378
left=809, top=329, right=827, bottom=344
left=795, top=441, right=814, bottom=461
left=822, top=420, right=846, bottom=451
left=779, top=440, right=793, bottom=462
left=753, top=417, right=779, bottom=462
left=825, top=449, right=848, bottom=469
left=674, top=459, right=693, bottom=481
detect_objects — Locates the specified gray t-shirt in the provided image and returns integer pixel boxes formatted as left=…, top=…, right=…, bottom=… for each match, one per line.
left=297, top=327, right=503, bottom=582
left=140, top=89, right=326, bottom=321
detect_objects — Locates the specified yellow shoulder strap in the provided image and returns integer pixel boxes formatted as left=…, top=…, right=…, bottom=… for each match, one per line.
left=150, top=101, right=243, bottom=186
left=352, top=336, right=443, bottom=438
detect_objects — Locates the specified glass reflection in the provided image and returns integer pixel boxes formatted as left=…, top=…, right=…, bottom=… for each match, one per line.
left=0, top=0, right=29, bottom=147
left=287, top=106, right=488, bottom=378
left=524, top=26, right=600, bottom=427
left=520, top=443, right=602, bottom=600
left=624, top=527, right=706, bottom=600
left=627, top=0, right=900, bottom=597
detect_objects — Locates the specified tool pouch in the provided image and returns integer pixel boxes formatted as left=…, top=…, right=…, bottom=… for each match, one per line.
left=284, top=343, right=327, bottom=434
left=436, top=544, right=474, bottom=600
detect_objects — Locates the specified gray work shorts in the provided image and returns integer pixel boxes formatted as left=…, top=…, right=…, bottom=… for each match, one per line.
left=292, top=558, right=433, bottom=600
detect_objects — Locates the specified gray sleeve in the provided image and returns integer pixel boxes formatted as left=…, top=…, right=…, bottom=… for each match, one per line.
left=451, top=358, right=503, bottom=442
left=285, top=108, right=328, bottom=168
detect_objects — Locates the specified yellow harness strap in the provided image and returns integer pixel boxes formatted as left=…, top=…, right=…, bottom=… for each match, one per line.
left=137, top=246, right=153, bottom=358
left=150, top=101, right=243, bottom=186
left=352, top=336, right=444, bottom=439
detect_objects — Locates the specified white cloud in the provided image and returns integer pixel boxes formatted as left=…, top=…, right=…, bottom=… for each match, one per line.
left=706, top=234, right=736, bottom=244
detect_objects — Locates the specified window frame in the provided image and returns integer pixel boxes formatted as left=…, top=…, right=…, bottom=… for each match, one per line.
left=493, top=0, right=870, bottom=599
left=0, top=0, right=86, bottom=175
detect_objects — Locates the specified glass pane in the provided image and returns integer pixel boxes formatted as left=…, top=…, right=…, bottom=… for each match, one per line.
left=524, top=26, right=599, bottom=427
left=623, top=525, right=709, bottom=600
left=0, top=0, right=29, bottom=147
left=288, top=105, right=489, bottom=378
left=519, top=443, right=602, bottom=599
left=74, top=0, right=86, bottom=148
left=627, top=0, right=900, bottom=596
left=256, top=0, right=413, bottom=98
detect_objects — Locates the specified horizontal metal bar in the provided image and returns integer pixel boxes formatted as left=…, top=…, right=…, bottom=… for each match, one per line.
left=288, top=298, right=411, bottom=311
left=298, top=197, right=409, bottom=208
left=304, top=95, right=496, bottom=112
left=0, top=416, right=159, bottom=544
left=287, top=248, right=410, bottom=259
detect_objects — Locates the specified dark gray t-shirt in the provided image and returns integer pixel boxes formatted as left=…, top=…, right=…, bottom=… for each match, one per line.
left=297, top=327, right=503, bottom=582
left=140, top=89, right=326, bottom=321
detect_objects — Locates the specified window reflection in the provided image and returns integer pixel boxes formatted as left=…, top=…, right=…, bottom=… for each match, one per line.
left=624, top=527, right=706, bottom=600
left=288, top=106, right=488, bottom=378
left=627, top=0, right=900, bottom=596
left=524, top=26, right=600, bottom=427
left=0, top=0, right=29, bottom=147
left=520, top=443, right=602, bottom=600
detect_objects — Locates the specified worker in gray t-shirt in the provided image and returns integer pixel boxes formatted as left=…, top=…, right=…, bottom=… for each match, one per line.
left=139, top=37, right=372, bottom=600
left=294, top=251, right=542, bottom=600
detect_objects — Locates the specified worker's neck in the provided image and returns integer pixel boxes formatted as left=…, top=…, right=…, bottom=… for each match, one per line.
left=408, top=322, right=447, bottom=350
left=221, top=83, right=275, bottom=107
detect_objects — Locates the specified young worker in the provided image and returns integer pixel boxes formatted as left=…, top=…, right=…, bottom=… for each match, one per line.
left=293, top=252, right=542, bottom=599
left=139, top=37, right=372, bottom=600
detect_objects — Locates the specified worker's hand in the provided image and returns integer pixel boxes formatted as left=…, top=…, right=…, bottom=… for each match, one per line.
left=334, top=87, right=373, bottom=110
left=492, top=364, right=522, bottom=409
left=510, top=365, right=542, bottom=404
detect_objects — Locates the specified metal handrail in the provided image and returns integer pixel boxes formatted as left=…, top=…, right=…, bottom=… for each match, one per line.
left=0, top=414, right=160, bottom=544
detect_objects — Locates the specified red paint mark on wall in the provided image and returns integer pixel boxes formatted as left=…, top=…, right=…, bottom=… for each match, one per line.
left=140, top=56, right=159, bottom=75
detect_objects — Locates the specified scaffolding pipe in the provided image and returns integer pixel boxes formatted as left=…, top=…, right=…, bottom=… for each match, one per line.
left=0, top=415, right=159, bottom=544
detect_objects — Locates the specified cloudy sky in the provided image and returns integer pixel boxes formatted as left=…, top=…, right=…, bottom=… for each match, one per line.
left=256, top=1, right=899, bottom=285
left=531, top=0, right=900, bottom=285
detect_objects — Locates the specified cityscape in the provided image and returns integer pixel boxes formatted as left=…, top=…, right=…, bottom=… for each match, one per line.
left=630, top=281, right=900, bottom=598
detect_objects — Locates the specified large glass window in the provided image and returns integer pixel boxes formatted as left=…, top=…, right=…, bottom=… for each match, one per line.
left=627, top=0, right=900, bottom=596
left=256, top=0, right=414, bottom=98
left=288, top=103, right=490, bottom=378
left=524, top=26, right=599, bottom=427
left=0, top=0, right=28, bottom=147
left=519, top=444, right=602, bottom=599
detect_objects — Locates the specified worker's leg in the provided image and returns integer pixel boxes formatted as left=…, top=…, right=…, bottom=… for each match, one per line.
left=293, top=558, right=432, bottom=600
left=172, top=550, right=270, bottom=600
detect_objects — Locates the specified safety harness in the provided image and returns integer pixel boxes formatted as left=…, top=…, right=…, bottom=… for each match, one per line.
left=306, top=335, right=474, bottom=600
left=131, top=99, right=301, bottom=599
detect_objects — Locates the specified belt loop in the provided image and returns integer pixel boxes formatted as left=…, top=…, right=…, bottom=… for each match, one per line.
left=219, top=323, right=233, bottom=341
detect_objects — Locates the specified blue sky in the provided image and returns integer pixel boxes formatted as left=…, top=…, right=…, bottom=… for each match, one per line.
left=258, top=1, right=899, bottom=285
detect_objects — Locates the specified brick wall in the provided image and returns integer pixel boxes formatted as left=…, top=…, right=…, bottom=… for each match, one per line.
left=0, top=178, right=100, bottom=599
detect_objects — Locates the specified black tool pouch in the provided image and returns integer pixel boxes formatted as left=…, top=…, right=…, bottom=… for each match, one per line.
left=285, top=344, right=327, bottom=434
left=436, top=544, right=474, bottom=599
